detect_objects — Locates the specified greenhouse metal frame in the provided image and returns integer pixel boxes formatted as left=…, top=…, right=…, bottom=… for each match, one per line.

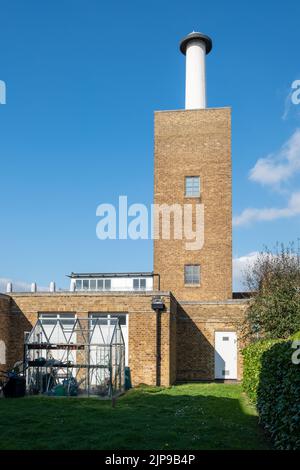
left=24, top=317, right=125, bottom=398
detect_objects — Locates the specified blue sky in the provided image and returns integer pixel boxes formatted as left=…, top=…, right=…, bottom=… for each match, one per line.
left=0, top=0, right=300, bottom=291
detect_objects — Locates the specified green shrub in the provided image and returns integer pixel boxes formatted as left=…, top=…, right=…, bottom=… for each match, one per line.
left=243, top=244, right=300, bottom=341
left=291, top=330, right=300, bottom=341
left=242, top=339, right=281, bottom=403
left=242, top=339, right=300, bottom=450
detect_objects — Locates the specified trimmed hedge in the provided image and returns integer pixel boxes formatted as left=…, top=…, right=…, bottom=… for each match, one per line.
left=242, top=339, right=281, bottom=403
left=242, top=338, right=300, bottom=450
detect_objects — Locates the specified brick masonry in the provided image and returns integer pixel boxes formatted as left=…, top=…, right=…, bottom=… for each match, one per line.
left=176, top=301, right=248, bottom=381
left=151, top=107, right=248, bottom=382
left=154, top=108, right=232, bottom=301
left=0, top=294, right=32, bottom=374
left=0, top=107, right=248, bottom=385
left=0, top=292, right=176, bottom=387
left=0, top=291, right=247, bottom=385
left=0, top=295, right=10, bottom=371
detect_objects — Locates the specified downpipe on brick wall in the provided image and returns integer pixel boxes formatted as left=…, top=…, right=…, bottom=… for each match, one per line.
left=156, top=309, right=161, bottom=387
left=151, top=296, right=165, bottom=386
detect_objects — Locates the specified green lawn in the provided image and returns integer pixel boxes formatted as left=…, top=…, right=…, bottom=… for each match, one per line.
left=0, top=383, right=270, bottom=450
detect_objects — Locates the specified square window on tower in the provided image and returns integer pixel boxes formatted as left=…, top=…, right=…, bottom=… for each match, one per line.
left=184, top=265, right=201, bottom=285
left=185, top=176, right=200, bottom=197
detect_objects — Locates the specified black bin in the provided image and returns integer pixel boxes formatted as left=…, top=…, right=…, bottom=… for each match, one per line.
left=3, top=376, right=26, bottom=398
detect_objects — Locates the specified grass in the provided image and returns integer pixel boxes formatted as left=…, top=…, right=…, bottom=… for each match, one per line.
left=0, top=383, right=271, bottom=450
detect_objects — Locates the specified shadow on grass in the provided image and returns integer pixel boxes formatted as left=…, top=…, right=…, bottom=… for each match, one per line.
left=0, top=385, right=271, bottom=450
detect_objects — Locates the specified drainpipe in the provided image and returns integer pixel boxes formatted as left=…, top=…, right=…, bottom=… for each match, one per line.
left=156, top=309, right=161, bottom=386
left=152, top=273, right=161, bottom=291
left=151, top=297, right=165, bottom=386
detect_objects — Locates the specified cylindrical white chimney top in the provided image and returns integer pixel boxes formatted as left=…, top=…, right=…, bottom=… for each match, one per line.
left=49, top=281, right=56, bottom=293
left=180, top=32, right=212, bottom=110
left=6, top=282, right=12, bottom=293
left=31, top=282, right=37, bottom=293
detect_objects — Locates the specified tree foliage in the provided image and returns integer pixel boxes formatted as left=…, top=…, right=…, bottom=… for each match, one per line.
left=243, top=242, right=300, bottom=340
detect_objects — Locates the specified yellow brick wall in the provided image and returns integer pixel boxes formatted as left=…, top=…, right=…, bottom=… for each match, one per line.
left=154, top=108, right=232, bottom=301
left=1, top=292, right=248, bottom=384
left=7, top=292, right=176, bottom=387
left=0, top=294, right=32, bottom=373
left=0, top=295, right=10, bottom=371
left=176, top=301, right=248, bottom=381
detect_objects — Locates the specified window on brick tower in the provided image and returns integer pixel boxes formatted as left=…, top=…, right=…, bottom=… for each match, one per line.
left=184, top=265, right=200, bottom=285
left=185, top=176, right=200, bottom=197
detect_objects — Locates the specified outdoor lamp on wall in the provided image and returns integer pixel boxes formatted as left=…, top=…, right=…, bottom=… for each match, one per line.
left=151, top=296, right=165, bottom=311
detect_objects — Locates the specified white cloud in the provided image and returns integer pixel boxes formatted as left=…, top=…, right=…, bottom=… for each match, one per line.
left=233, top=252, right=259, bottom=291
left=233, top=191, right=300, bottom=227
left=249, top=129, right=300, bottom=186
left=0, top=278, right=48, bottom=293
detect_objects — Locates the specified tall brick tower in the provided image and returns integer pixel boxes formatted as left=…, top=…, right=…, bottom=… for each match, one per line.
left=154, top=32, right=232, bottom=301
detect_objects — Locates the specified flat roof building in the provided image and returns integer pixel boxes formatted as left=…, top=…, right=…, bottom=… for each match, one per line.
left=0, top=32, right=248, bottom=388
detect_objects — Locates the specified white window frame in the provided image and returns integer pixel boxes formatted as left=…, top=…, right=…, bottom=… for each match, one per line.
left=184, top=265, right=200, bottom=286
left=133, top=278, right=147, bottom=290
left=74, top=279, right=112, bottom=292
left=185, top=176, right=200, bottom=198
left=39, top=313, right=76, bottom=331
left=89, top=313, right=128, bottom=365
left=90, top=313, right=126, bottom=326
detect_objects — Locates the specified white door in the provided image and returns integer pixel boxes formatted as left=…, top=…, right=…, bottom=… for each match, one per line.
left=214, top=332, right=237, bottom=379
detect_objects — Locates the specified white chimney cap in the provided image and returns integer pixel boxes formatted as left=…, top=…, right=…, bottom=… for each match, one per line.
left=180, top=31, right=213, bottom=55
